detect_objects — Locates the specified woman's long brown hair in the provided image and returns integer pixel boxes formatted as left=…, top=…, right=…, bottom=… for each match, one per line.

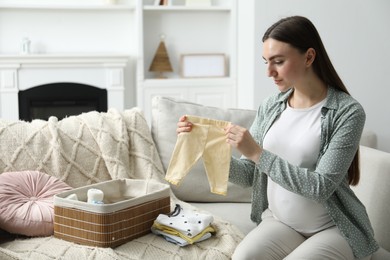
left=262, top=16, right=360, bottom=185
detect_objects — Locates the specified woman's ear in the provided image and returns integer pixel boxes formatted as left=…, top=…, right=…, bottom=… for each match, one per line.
left=305, top=48, right=316, bottom=67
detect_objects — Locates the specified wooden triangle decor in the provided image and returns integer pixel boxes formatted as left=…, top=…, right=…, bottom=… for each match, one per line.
left=149, top=39, right=173, bottom=78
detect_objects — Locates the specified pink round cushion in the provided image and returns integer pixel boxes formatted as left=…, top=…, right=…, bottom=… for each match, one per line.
left=0, top=171, right=71, bottom=236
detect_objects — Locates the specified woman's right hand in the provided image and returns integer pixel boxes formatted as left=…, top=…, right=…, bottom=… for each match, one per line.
left=176, top=115, right=193, bottom=134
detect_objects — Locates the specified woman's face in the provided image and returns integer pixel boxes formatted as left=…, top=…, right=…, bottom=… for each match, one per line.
left=262, top=38, right=309, bottom=92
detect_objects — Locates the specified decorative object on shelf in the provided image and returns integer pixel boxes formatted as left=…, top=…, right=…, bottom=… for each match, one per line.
left=185, top=0, right=212, bottom=7
left=155, top=0, right=169, bottom=6
left=20, top=37, right=31, bottom=55
left=149, top=34, right=173, bottom=79
left=180, top=53, right=227, bottom=78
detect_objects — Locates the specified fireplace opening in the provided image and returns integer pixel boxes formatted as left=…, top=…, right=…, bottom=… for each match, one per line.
left=19, top=83, right=107, bottom=121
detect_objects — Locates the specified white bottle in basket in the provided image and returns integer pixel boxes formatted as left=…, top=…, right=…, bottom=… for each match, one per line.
left=87, top=188, right=104, bottom=204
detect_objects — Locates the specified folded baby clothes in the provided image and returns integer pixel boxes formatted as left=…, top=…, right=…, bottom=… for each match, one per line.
left=152, top=227, right=213, bottom=247
left=151, top=204, right=215, bottom=246
left=165, top=115, right=232, bottom=195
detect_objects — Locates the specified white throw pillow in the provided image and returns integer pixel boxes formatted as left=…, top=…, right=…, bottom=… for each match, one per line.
left=151, top=96, right=256, bottom=202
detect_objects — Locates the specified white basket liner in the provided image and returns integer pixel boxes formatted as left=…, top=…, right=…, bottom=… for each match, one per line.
left=54, top=179, right=170, bottom=214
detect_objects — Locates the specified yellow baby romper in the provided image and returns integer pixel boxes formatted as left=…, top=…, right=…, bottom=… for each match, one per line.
left=165, top=115, right=232, bottom=195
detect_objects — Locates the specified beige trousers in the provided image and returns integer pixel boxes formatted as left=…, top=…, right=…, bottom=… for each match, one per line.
left=165, top=115, right=231, bottom=195
left=232, top=209, right=371, bottom=260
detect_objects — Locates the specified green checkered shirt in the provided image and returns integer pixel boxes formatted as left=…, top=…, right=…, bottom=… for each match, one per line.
left=229, top=87, right=379, bottom=258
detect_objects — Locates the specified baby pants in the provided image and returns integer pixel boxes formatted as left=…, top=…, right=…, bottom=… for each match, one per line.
left=165, top=115, right=231, bottom=195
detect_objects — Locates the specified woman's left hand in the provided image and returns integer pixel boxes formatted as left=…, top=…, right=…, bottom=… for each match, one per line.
left=224, top=124, right=262, bottom=162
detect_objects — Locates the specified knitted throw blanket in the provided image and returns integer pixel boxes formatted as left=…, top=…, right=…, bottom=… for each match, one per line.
left=0, top=108, right=243, bottom=260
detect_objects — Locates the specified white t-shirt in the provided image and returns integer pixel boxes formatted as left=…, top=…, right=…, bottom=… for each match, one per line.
left=263, top=98, right=334, bottom=235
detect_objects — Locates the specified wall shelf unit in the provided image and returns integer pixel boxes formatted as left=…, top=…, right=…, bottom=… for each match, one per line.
left=137, top=0, right=237, bottom=123
left=143, top=6, right=231, bottom=11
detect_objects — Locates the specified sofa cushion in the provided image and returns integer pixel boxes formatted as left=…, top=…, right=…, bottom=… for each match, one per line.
left=0, top=171, right=71, bottom=236
left=352, top=146, right=390, bottom=252
left=151, top=96, right=256, bottom=202
left=190, top=202, right=256, bottom=235
left=360, top=129, right=377, bottom=149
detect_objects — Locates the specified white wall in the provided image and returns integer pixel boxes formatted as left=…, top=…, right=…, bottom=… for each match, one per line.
left=240, top=0, right=390, bottom=152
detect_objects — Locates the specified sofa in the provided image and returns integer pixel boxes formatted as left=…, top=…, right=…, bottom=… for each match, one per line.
left=0, top=96, right=389, bottom=260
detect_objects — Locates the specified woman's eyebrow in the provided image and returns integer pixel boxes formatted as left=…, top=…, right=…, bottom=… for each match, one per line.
left=262, top=55, right=284, bottom=61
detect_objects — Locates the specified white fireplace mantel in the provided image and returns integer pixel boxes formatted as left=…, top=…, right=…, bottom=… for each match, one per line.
left=0, top=53, right=130, bottom=120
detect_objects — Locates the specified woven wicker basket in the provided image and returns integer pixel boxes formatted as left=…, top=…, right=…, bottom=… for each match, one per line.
left=53, top=179, right=170, bottom=247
